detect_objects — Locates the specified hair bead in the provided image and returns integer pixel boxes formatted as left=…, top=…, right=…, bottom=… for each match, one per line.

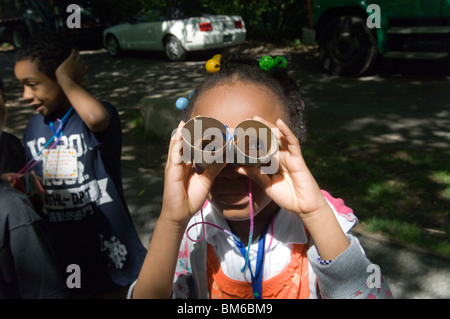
left=205, top=54, right=222, bottom=74
left=175, top=97, right=189, bottom=110
left=259, top=55, right=288, bottom=71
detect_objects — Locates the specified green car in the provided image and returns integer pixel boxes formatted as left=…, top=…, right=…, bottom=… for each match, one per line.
left=302, top=0, right=450, bottom=76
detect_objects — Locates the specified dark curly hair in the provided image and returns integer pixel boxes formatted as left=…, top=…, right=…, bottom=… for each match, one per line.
left=15, top=31, right=74, bottom=81
left=182, top=54, right=307, bottom=145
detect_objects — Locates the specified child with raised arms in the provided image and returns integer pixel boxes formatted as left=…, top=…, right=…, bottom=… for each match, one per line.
left=14, top=32, right=146, bottom=298
left=131, top=55, right=392, bottom=299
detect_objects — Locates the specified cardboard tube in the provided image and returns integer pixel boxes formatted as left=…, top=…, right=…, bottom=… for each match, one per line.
left=234, top=120, right=277, bottom=167
left=181, top=116, right=227, bottom=168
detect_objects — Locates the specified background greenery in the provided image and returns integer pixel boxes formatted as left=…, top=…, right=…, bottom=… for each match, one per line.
left=100, top=0, right=309, bottom=42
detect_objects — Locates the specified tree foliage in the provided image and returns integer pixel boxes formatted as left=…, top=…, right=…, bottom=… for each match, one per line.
left=108, top=0, right=308, bottom=42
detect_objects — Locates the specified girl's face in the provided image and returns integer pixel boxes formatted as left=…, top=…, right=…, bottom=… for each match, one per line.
left=191, top=80, right=287, bottom=220
left=14, top=58, right=69, bottom=117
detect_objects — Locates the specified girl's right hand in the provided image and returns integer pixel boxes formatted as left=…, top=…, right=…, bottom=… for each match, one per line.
left=160, top=121, right=226, bottom=227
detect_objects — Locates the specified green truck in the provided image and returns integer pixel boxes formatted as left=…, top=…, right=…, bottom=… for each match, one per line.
left=302, top=0, right=450, bottom=76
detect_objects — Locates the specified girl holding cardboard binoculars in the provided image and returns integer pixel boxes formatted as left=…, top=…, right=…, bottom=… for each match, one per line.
left=131, top=55, right=392, bottom=299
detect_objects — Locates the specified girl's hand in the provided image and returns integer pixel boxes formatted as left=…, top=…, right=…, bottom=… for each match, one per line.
left=161, top=121, right=226, bottom=227
left=55, top=49, right=88, bottom=87
left=237, top=117, right=328, bottom=217
left=239, top=117, right=350, bottom=260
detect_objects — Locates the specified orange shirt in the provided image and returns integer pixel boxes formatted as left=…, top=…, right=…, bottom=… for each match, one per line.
left=207, top=243, right=310, bottom=299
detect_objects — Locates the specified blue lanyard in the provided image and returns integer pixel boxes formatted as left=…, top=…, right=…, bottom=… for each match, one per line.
left=233, top=221, right=270, bottom=299
left=49, top=107, right=74, bottom=136
left=12, top=107, right=74, bottom=184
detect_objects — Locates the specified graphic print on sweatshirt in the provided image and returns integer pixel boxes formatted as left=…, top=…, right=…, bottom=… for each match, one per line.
left=27, top=132, right=113, bottom=223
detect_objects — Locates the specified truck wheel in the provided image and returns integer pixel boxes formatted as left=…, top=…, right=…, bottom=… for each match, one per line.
left=319, top=15, right=378, bottom=76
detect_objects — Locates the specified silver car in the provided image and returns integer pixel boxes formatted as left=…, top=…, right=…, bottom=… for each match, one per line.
left=103, top=5, right=246, bottom=61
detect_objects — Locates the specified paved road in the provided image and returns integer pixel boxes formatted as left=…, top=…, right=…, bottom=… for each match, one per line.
left=1, top=47, right=449, bottom=299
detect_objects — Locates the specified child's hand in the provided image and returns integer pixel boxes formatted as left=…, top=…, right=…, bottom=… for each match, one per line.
left=161, top=121, right=226, bottom=227
left=237, top=117, right=328, bottom=217
left=1, top=172, right=19, bottom=186
left=55, top=49, right=88, bottom=87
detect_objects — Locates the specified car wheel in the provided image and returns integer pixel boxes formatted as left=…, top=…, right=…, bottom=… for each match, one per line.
left=319, top=15, right=378, bottom=76
left=106, top=35, right=122, bottom=57
left=164, top=35, right=186, bottom=62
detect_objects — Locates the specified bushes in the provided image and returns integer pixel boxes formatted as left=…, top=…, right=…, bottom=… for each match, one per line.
left=112, top=0, right=309, bottom=43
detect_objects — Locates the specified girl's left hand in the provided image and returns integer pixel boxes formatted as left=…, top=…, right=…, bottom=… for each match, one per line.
left=237, top=117, right=328, bottom=217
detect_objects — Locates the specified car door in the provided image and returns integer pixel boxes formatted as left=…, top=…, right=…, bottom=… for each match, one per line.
left=130, top=8, right=165, bottom=50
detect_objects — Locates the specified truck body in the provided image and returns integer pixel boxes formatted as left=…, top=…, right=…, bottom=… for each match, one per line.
left=302, top=0, right=450, bottom=76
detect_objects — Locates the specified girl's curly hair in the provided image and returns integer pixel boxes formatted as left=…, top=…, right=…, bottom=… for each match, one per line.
left=182, top=54, right=307, bottom=145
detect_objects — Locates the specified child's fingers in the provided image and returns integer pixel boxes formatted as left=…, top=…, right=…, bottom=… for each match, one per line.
left=166, top=121, right=186, bottom=169
left=236, top=166, right=272, bottom=191
left=198, top=162, right=227, bottom=189
left=276, top=118, right=302, bottom=157
left=170, top=121, right=185, bottom=147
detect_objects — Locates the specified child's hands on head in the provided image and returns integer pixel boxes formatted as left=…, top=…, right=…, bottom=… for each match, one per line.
left=55, top=49, right=88, bottom=87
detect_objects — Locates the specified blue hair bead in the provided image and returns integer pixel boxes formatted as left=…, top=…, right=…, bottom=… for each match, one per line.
left=175, top=97, right=189, bottom=110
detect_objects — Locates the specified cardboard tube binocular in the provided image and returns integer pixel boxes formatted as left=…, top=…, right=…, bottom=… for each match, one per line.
left=181, top=116, right=278, bottom=170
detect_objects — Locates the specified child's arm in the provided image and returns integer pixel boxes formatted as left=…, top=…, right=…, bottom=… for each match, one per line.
left=132, top=122, right=226, bottom=298
left=55, top=50, right=110, bottom=133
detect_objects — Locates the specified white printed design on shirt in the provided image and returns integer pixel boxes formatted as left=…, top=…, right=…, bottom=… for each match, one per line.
left=100, top=235, right=128, bottom=269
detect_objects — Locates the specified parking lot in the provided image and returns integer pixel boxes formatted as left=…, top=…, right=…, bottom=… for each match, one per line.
left=1, top=45, right=449, bottom=298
